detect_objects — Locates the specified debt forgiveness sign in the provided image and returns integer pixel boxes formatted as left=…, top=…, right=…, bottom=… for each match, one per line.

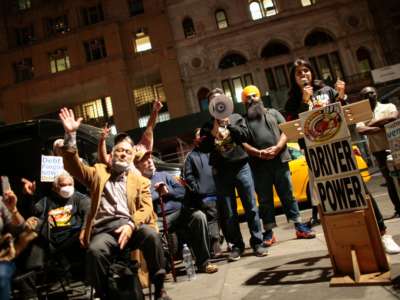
left=300, top=103, right=367, bottom=214
left=41, top=155, right=64, bottom=182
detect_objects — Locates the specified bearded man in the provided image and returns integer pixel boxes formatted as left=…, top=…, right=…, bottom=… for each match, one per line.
left=241, top=85, right=315, bottom=247
left=58, top=108, right=170, bottom=300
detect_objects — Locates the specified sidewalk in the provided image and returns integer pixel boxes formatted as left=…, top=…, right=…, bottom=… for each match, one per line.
left=164, top=175, right=400, bottom=300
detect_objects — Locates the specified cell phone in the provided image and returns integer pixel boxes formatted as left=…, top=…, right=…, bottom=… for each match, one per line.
left=1, top=176, right=11, bottom=197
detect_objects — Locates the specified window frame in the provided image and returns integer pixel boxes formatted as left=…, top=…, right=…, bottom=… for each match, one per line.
left=134, top=30, right=152, bottom=53
left=215, top=9, right=229, bottom=29
left=49, top=48, right=71, bottom=74
left=83, top=38, right=107, bottom=62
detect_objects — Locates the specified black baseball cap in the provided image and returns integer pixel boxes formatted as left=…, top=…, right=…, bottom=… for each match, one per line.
left=114, top=132, right=134, bottom=146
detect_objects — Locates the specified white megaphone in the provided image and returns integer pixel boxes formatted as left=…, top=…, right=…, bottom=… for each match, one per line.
left=208, top=95, right=233, bottom=119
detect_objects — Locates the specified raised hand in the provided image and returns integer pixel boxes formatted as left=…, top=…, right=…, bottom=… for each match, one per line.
left=153, top=100, right=163, bottom=112
left=21, top=178, right=36, bottom=196
left=302, top=85, right=314, bottom=104
left=100, top=123, right=111, bottom=140
left=335, top=79, right=346, bottom=99
left=59, top=107, right=82, bottom=133
left=3, top=190, right=17, bottom=213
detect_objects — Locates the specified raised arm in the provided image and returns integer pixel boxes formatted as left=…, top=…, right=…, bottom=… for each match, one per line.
left=138, top=100, right=163, bottom=151
left=97, top=124, right=111, bottom=164
left=58, top=108, right=97, bottom=187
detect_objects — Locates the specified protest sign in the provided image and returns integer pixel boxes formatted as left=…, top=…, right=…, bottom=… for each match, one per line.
left=41, top=155, right=64, bottom=182
left=300, top=103, right=367, bottom=214
left=385, top=119, right=400, bottom=169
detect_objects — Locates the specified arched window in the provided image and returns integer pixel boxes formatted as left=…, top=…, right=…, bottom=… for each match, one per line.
left=261, top=41, right=290, bottom=59
left=304, top=30, right=334, bottom=47
left=249, top=1, right=263, bottom=20
left=215, top=9, right=228, bottom=29
left=249, top=0, right=277, bottom=20
left=197, top=87, right=210, bottom=111
left=182, top=17, right=195, bottom=38
left=218, top=53, right=247, bottom=69
left=356, top=47, right=373, bottom=73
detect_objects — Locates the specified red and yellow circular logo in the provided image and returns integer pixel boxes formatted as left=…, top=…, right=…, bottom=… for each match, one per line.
left=304, top=110, right=342, bottom=142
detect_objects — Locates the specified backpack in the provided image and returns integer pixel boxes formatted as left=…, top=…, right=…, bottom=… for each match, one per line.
left=108, top=258, right=144, bottom=300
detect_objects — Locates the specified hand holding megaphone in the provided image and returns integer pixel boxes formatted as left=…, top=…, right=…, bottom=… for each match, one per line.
left=209, top=95, right=233, bottom=120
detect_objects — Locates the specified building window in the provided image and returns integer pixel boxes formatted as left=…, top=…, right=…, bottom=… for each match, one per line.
left=215, top=9, right=228, bottom=29
left=13, top=58, right=33, bottom=83
left=128, top=0, right=144, bottom=16
left=17, top=0, right=31, bottom=10
left=309, top=52, right=344, bottom=85
left=74, top=97, right=114, bottom=127
left=134, top=30, right=152, bottom=53
left=84, top=38, right=107, bottom=62
left=221, top=73, right=253, bottom=103
left=133, top=84, right=170, bottom=128
left=15, top=25, right=35, bottom=46
left=249, top=0, right=277, bottom=20
left=305, top=29, right=334, bottom=47
left=197, top=87, right=210, bottom=111
left=265, top=64, right=291, bottom=110
left=182, top=17, right=196, bottom=38
left=261, top=41, right=290, bottom=59
left=45, top=15, right=70, bottom=36
left=81, top=4, right=104, bottom=26
left=301, top=0, right=317, bottom=6
left=356, top=47, right=373, bottom=73
left=219, top=53, right=247, bottom=69
left=49, top=49, right=71, bottom=73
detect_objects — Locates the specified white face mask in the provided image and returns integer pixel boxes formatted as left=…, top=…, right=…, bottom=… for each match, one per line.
left=58, top=186, right=74, bottom=199
left=112, top=159, right=130, bottom=174
left=141, top=168, right=155, bottom=178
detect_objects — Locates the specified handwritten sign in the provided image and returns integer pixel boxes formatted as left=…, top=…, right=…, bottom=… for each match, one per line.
left=41, top=155, right=64, bottom=182
left=300, top=103, right=368, bottom=214
left=385, top=119, right=400, bottom=169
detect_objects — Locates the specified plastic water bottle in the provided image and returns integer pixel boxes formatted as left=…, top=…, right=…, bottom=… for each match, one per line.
left=182, top=244, right=196, bottom=281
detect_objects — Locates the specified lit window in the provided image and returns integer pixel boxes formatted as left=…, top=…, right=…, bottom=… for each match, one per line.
left=45, top=15, right=70, bottom=36
left=301, top=0, right=317, bottom=7
left=263, top=0, right=277, bottom=16
left=182, top=17, right=196, bottom=38
left=49, top=49, right=71, bottom=73
left=17, top=0, right=31, bottom=10
left=249, top=2, right=263, bottom=20
left=84, top=38, right=107, bottom=61
left=133, top=84, right=169, bottom=128
left=215, top=10, right=228, bottom=29
left=13, top=58, right=34, bottom=83
left=73, top=97, right=113, bottom=128
left=221, top=73, right=253, bottom=103
left=105, top=96, right=114, bottom=116
left=134, top=30, right=152, bottom=53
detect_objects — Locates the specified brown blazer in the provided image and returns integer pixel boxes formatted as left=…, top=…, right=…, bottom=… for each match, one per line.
left=61, top=146, right=158, bottom=245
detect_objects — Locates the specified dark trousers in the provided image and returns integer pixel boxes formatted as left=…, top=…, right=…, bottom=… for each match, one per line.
left=86, top=223, right=165, bottom=298
left=200, top=196, right=221, bottom=242
left=374, top=150, right=400, bottom=214
left=158, top=208, right=211, bottom=268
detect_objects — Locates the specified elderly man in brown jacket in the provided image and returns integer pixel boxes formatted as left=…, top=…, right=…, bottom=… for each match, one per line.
left=58, top=108, right=170, bottom=300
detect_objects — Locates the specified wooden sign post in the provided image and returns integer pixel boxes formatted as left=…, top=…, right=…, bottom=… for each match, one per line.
left=279, top=100, right=391, bottom=286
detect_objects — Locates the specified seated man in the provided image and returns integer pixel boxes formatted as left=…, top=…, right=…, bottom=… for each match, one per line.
left=22, top=172, right=90, bottom=273
left=58, top=108, right=170, bottom=300
left=135, top=151, right=218, bottom=274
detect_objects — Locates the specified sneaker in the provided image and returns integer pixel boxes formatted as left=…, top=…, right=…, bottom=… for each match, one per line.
left=382, top=235, right=400, bottom=254
left=307, top=217, right=321, bottom=227
left=198, top=262, right=218, bottom=274
left=253, top=245, right=268, bottom=257
left=155, top=289, right=172, bottom=300
left=295, top=223, right=316, bottom=239
left=263, top=230, right=277, bottom=247
left=228, top=248, right=243, bottom=262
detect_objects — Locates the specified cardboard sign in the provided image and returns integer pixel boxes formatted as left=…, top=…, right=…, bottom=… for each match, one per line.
left=300, top=103, right=368, bottom=214
left=385, top=119, right=400, bottom=169
left=41, top=155, right=64, bottom=182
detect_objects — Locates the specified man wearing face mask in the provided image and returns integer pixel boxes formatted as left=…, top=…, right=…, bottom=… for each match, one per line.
left=241, top=85, right=315, bottom=247
left=57, top=108, right=170, bottom=300
left=357, top=86, right=400, bottom=219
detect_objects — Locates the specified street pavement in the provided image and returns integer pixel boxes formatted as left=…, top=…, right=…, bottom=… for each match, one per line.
left=164, top=173, right=400, bottom=300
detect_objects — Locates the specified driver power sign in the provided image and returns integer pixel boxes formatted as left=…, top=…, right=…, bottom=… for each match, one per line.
left=300, top=103, right=367, bottom=214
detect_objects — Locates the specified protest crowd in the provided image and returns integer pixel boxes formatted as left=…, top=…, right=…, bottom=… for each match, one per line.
left=0, top=58, right=399, bottom=300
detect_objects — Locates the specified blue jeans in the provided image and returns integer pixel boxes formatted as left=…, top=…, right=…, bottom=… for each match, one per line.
left=0, top=261, right=15, bottom=300
left=251, top=159, right=301, bottom=231
left=214, top=162, right=263, bottom=250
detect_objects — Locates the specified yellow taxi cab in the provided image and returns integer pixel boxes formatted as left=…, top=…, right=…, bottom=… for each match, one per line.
left=236, top=142, right=371, bottom=215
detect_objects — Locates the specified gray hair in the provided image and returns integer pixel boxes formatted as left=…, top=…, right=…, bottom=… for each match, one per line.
left=53, top=171, right=74, bottom=188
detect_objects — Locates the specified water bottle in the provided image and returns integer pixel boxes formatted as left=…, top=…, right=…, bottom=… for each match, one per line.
left=182, top=243, right=196, bottom=280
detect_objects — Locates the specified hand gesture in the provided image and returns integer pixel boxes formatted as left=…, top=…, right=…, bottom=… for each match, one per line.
left=335, top=79, right=346, bottom=99
left=302, top=85, right=314, bottom=104
left=0, top=233, right=16, bottom=262
left=59, top=107, right=82, bottom=134
left=21, top=178, right=36, bottom=196
left=153, top=100, right=163, bottom=113
left=264, top=145, right=280, bottom=159
left=25, top=217, right=39, bottom=231
left=100, top=123, right=111, bottom=140
left=154, top=182, right=169, bottom=197
left=115, top=224, right=133, bottom=249
left=3, top=190, right=17, bottom=212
